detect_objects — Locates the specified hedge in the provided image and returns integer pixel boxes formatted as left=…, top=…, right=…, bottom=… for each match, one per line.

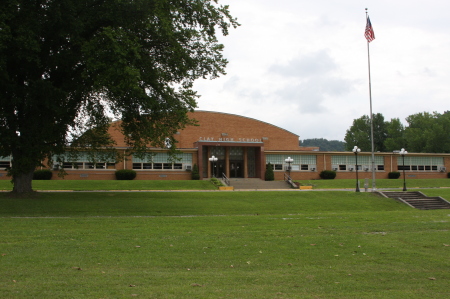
left=33, top=169, right=53, bottom=180
left=115, top=169, right=137, bottom=180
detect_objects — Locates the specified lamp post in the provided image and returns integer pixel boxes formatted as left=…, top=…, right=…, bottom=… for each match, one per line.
left=285, top=156, right=293, bottom=177
left=352, top=146, right=361, bottom=192
left=209, top=155, right=218, bottom=178
left=399, top=148, right=408, bottom=191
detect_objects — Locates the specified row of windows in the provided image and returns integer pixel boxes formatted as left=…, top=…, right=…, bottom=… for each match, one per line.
left=132, top=163, right=184, bottom=170
left=62, top=162, right=116, bottom=170
left=334, top=165, right=385, bottom=171
left=333, top=164, right=384, bottom=171
left=398, top=165, right=445, bottom=171
left=267, top=164, right=316, bottom=171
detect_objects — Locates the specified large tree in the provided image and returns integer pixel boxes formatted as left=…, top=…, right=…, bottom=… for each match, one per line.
left=405, top=111, right=450, bottom=153
left=383, top=118, right=406, bottom=152
left=0, top=0, right=238, bottom=193
left=344, top=113, right=387, bottom=152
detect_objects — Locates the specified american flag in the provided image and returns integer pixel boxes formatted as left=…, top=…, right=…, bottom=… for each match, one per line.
left=364, top=16, right=375, bottom=42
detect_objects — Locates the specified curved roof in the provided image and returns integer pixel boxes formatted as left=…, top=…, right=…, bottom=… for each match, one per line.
left=108, top=110, right=302, bottom=150
left=193, top=110, right=299, bottom=137
left=176, top=110, right=301, bottom=150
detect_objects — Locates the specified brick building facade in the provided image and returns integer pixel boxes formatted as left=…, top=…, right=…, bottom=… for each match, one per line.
left=1, top=110, right=449, bottom=181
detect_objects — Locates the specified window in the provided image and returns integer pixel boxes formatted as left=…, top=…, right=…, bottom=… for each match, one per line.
left=0, top=156, right=11, bottom=169
left=132, top=152, right=193, bottom=170
left=56, top=152, right=116, bottom=170
left=63, top=162, right=114, bottom=170
left=332, top=156, right=384, bottom=171
left=0, top=161, right=11, bottom=168
left=396, top=156, right=444, bottom=172
left=266, top=155, right=317, bottom=172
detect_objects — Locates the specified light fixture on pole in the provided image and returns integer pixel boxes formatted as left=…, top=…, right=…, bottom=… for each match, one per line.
left=285, top=156, right=293, bottom=177
left=352, top=146, right=361, bottom=192
left=209, top=155, right=218, bottom=178
left=399, top=148, right=408, bottom=191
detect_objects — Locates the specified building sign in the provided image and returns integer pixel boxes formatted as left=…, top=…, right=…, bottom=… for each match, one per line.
left=199, top=137, right=263, bottom=142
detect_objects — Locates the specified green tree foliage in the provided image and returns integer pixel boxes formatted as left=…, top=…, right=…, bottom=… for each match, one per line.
left=384, top=118, right=406, bottom=152
left=405, top=112, right=450, bottom=153
left=0, top=0, right=238, bottom=193
left=301, top=138, right=345, bottom=151
left=344, top=113, right=386, bottom=152
left=345, top=111, right=450, bottom=154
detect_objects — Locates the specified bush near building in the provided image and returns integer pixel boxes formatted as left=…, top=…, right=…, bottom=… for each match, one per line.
left=191, top=164, right=200, bottom=180
left=388, top=171, right=401, bottom=179
left=265, top=163, right=275, bottom=181
left=115, top=170, right=137, bottom=180
left=319, top=170, right=336, bottom=180
left=33, top=169, right=53, bottom=180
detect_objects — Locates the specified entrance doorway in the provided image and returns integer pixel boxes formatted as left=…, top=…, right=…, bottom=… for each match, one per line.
left=229, top=160, right=243, bottom=178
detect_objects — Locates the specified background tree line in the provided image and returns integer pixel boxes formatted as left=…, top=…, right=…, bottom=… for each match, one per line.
left=344, top=111, right=450, bottom=153
left=300, top=138, right=345, bottom=151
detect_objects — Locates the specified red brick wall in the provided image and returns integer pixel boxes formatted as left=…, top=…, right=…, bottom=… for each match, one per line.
left=1, top=111, right=449, bottom=181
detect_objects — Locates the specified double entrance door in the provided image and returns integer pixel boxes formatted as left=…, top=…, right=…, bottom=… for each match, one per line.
left=211, top=160, right=243, bottom=178
left=229, top=160, right=243, bottom=178
left=206, top=146, right=257, bottom=179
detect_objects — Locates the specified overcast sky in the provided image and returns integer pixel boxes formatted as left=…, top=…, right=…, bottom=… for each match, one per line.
left=193, top=0, right=450, bottom=142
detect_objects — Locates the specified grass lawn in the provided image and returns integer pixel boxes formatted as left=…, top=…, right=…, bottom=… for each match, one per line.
left=0, top=178, right=449, bottom=191
left=296, top=178, right=450, bottom=189
left=0, top=180, right=217, bottom=191
left=1, top=190, right=450, bottom=298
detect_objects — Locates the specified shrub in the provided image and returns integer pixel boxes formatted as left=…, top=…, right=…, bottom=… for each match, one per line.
left=191, top=164, right=200, bottom=180
left=448, top=172, right=450, bottom=179
left=210, top=177, right=224, bottom=187
left=33, top=169, right=53, bottom=180
left=388, top=171, right=401, bottom=179
left=265, top=163, right=274, bottom=181
left=115, top=169, right=137, bottom=180
left=319, top=170, right=336, bottom=180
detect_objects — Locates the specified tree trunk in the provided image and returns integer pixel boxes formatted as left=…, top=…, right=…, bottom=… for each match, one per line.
left=12, top=170, right=34, bottom=193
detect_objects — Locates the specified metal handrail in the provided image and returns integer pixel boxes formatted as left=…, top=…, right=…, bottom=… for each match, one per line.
left=284, top=172, right=292, bottom=182
left=222, top=173, right=230, bottom=186
left=284, top=172, right=298, bottom=189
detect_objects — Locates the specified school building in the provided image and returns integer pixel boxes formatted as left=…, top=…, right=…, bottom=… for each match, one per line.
left=1, top=110, right=449, bottom=180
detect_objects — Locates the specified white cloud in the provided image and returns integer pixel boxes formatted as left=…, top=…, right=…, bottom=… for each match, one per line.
left=193, top=0, right=450, bottom=140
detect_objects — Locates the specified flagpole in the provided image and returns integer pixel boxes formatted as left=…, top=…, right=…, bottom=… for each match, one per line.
left=365, top=8, right=376, bottom=191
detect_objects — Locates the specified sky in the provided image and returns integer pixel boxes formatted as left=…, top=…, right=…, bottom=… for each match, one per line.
left=193, top=0, right=450, bottom=142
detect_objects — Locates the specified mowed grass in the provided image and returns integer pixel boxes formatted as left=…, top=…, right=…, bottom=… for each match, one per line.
left=0, top=178, right=449, bottom=191
left=1, top=190, right=450, bottom=298
left=297, top=178, right=450, bottom=189
left=0, top=179, right=217, bottom=191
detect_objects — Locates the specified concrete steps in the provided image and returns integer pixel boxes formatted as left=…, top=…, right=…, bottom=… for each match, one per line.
left=378, top=191, right=450, bottom=210
left=228, top=178, right=292, bottom=190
